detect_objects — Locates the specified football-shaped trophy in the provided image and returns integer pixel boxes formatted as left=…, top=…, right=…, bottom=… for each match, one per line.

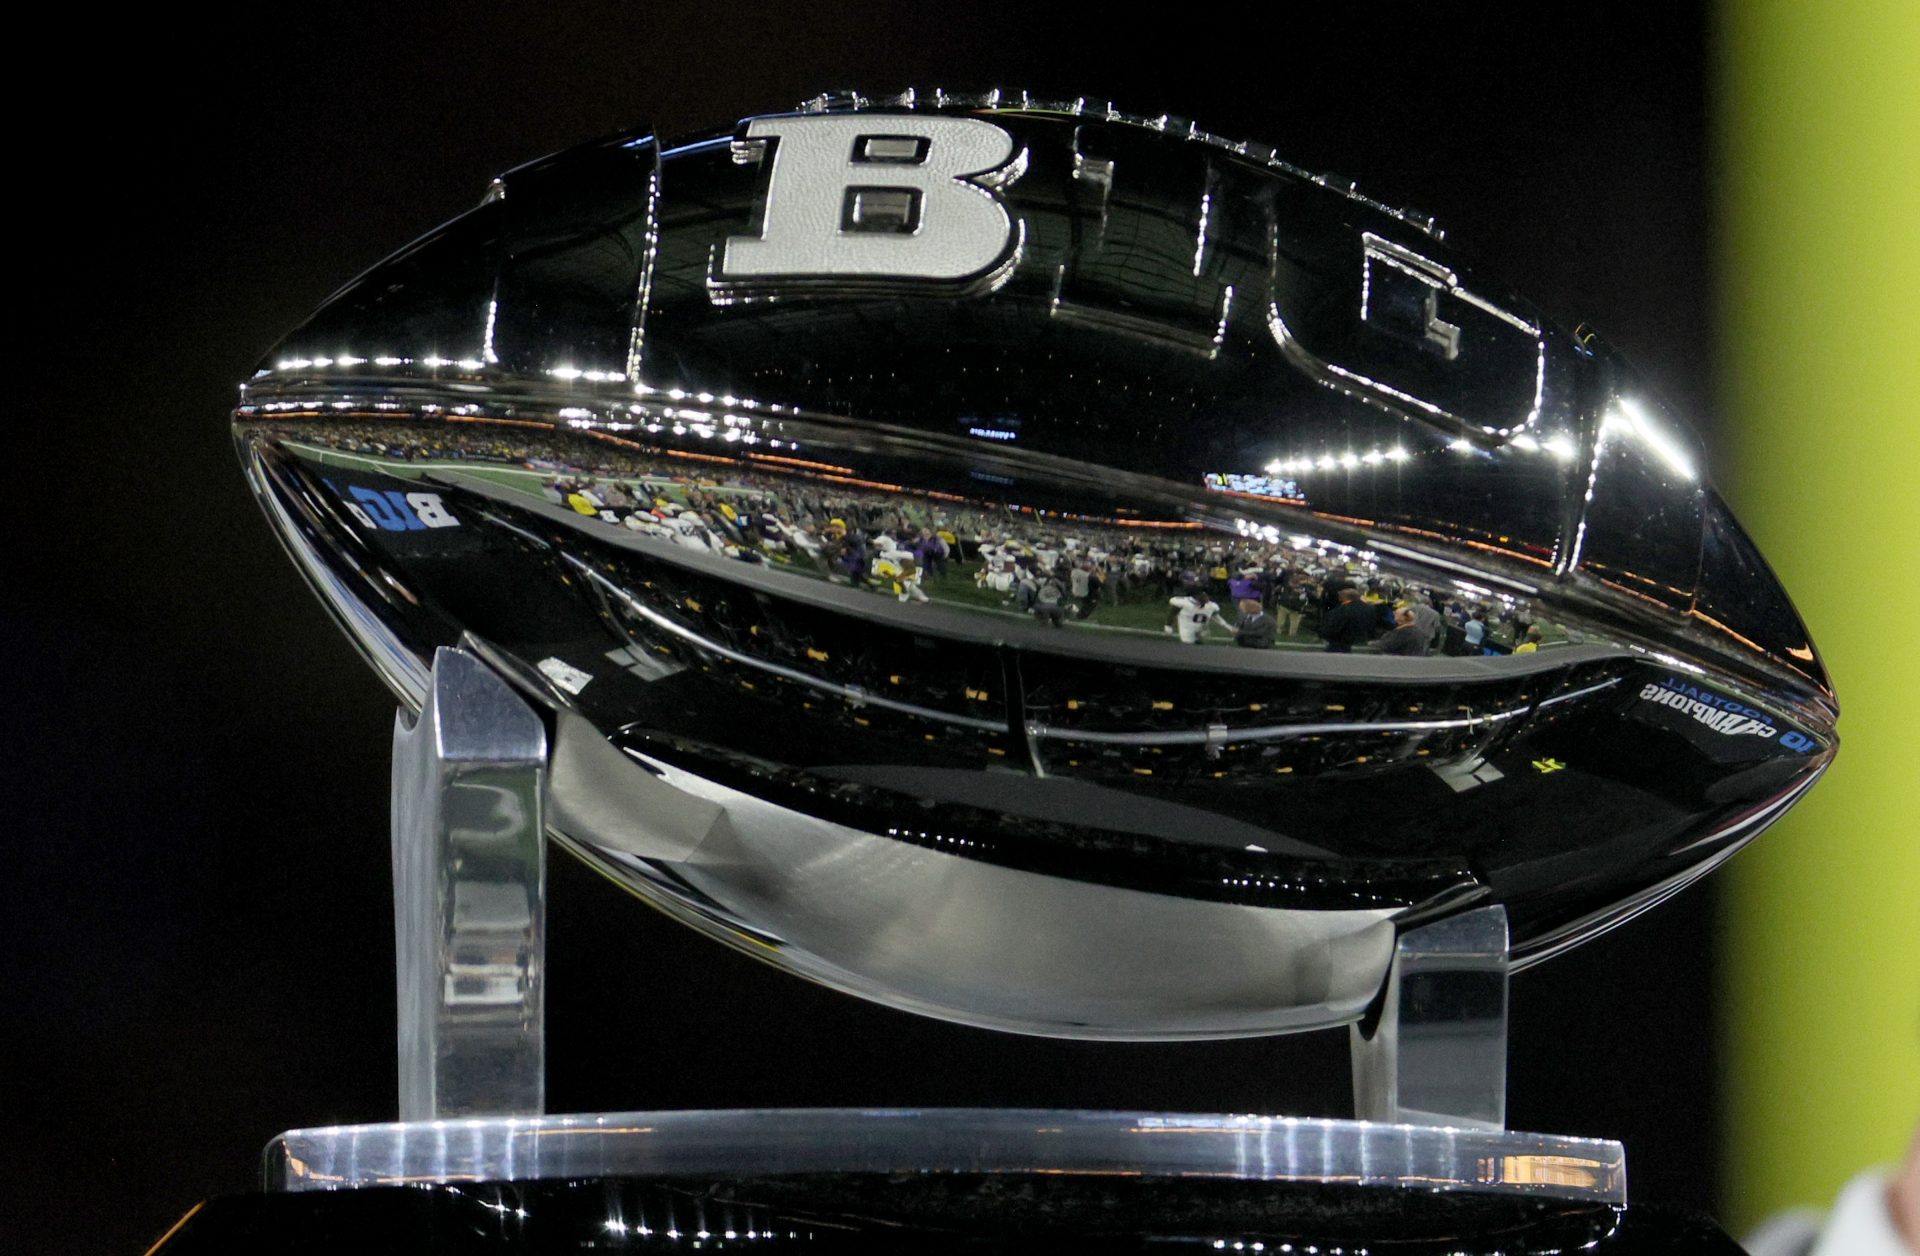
left=169, top=90, right=1834, bottom=1250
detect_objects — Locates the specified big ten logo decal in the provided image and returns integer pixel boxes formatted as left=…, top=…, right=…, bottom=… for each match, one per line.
left=706, top=108, right=1546, bottom=445
left=712, top=115, right=1027, bottom=299
left=1269, top=206, right=1547, bottom=439
left=326, top=480, right=460, bottom=531
left=1047, top=124, right=1258, bottom=357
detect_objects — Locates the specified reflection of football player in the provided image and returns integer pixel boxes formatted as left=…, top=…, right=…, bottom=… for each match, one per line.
left=896, top=556, right=930, bottom=603
left=1165, top=595, right=1225, bottom=644
left=874, top=549, right=929, bottom=604
left=668, top=510, right=722, bottom=553
left=622, top=511, right=673, bottom=540
left=977, top=543, right=1017, bottom=594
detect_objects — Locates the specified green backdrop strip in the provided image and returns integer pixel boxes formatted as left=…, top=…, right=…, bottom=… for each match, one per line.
left=1716, top=0, right=1920, bottom=1232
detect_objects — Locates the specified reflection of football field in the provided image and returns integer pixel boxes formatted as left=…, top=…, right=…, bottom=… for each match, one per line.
left=284, top=444, right=1560, bottom=651
left=919, top=562, right=1325, bottom=647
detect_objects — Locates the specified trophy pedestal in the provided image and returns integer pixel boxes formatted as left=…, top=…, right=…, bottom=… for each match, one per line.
left=153, top=1109, right=1744, bottom=1253
left=149, top=650, right=1746, bottom=1253
left=259, top=1108, right=1627, bottom=1196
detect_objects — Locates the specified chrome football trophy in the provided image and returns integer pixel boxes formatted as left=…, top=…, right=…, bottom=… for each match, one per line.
left=173, top=90, right=1834, bottom=1250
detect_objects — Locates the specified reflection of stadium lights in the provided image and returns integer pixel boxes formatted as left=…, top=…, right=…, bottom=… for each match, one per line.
left=1264, top=444, right=1412, bottom=476
left=1606, top=396, right=1696, bottom=481
left=546, top=365, right=627, bottom=383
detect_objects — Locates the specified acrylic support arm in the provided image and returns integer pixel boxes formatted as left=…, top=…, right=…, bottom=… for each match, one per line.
left=1350, top=904, right=1512, bottom=1130
left=391, top=646, right=548, bottom=1121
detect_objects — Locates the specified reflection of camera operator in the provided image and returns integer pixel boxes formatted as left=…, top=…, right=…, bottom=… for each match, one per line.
left=1032, top=574, right=1067, bottom=628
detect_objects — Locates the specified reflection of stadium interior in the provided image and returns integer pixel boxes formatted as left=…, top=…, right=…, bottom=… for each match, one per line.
left=247, top=416, right=1828, bottom=941
left=258, top=416, right=1564, bottom=655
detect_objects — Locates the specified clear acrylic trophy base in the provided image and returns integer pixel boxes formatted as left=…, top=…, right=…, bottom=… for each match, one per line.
left=315, top=645, right=1626, bottom=1200
left=161, top=648, right=1751, bottom=1253
left=265, top=1108, right=1626, bottom=1201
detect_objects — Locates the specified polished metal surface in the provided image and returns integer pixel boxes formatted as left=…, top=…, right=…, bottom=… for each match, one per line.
left=1352, top=904, right=1509, bottom=1129
left=237, top=89, right=1837, bottom=1041
left=264, top=1108, right=1627, bottom=1204
left=391, top=647, right=548, bottom=1119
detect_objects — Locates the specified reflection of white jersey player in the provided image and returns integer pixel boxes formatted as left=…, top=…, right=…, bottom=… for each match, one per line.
left=1168, top=596, right=1223, bottom=644
left=771, top=519, right=816, bottom=557
left=668, top=512, right=722, bottom=553
left=624, top=512, right=674, bottom=540
left=890, top=552, right=930, bottom=603
left=871, top=550, right=929, bottom=603
left=979, top=544, right=1017, bottom=593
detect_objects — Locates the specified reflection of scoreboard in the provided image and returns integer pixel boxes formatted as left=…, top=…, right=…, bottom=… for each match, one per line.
left=1204, top=471, right=1305, bottom=502
left=960, top=415, right=1022, bottom=443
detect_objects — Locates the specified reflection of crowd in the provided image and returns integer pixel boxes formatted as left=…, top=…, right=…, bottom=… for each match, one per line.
left=286, top=420, right=588, bottom=467
left=972, top=528, right=1551, bottom=655
left=561, top=468, right=1556, bottom=655
left=544, top=471, right=986, bottom=604
left=276, top=420, right=1556, bottom=654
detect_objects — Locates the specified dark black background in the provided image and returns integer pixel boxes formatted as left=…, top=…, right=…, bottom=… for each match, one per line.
left=7, top=5, right=1729, bottom=1250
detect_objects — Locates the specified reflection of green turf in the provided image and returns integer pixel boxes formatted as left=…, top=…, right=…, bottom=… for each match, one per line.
left=286, top=445, right=1574, bottom=651
left=918, top=563, right=1323, bottom=646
